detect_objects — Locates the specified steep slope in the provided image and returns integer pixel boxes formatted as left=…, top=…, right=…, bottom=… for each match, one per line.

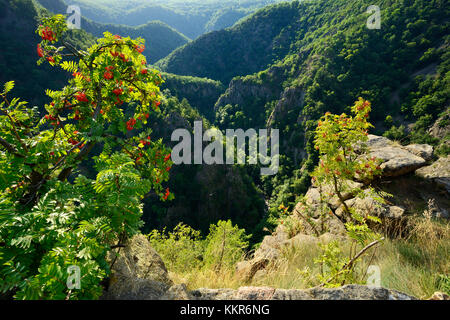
left=156, top=0, right=449, bottom=222
left=155, top=1, right=303, bottom=84
left=160, top=73, right=225, bottom=121
left=82, top=20, right=190, bottom=63
left=35, top=0, right=190, bottom=62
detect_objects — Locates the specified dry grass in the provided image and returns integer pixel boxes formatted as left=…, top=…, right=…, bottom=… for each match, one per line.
left=169, top=268, right=244, bottom=290
left=168, top=206, right=449, bottom=298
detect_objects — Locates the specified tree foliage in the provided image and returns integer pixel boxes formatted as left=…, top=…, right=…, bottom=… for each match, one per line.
left=0, top=14, right=173, bottom=299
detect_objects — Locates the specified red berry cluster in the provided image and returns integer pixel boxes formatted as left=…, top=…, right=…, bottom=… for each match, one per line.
left=104, top=66, right=114, bottom=80
left=67, top=137, right=79, bottom=146
left=126, top=118, right=137, bottom=131
left=135, top=44, right=145, bottom=53
left=44, top=114, right=57, bottom=121
left=40, top=26, right=55, bottom=41
left=37, top=44, right=44, bottom=57
left=163, top=188, right=170, bottom=200
left=76, top=92, right=89, bottom=103
left=140, top=136, right=151, bottom=146
left=112, top=88, right=123, bottom=96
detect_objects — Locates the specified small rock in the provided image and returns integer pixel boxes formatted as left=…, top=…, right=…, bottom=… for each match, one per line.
left=416, top=156, right=450, bottom=194
left=235, top=258, right=269, bottom=283
left=404, top=144, right=434, bottom=162
left=429, top=291, right=450, bottom=300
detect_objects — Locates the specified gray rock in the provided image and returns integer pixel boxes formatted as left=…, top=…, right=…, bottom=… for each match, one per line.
left=161, top=284, right=193, bottom=300
left=369, top=146, right=426, bottom=177
left=190, top=284, right=416, bottom=300
left=101, top=234, right=173, bottom=300
left=336, top=195, right=405, bottom=219
left=429, top=291, right=450, bottom=300
left=416, top=156, right=450, bottom=194
left=365, top=135, right=393, bottom=149
left=283, top=233, right=318, bottom=247
left=191, top=288, right=236, bottom=300
left=359, top=135, right=433, bottom=177
left=253, top=228, right=289, bottom=260
left=428, top=111, right=450, bottom=140
left=404, top=144, right=434, bottom=162
left=236, top=258, right=269, bottom=283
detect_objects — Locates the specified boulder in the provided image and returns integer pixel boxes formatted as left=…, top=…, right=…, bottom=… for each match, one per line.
left=415, top=156, right=450, bottom=194
left=101, top=234, right=174, bottom=300
left=360, top=135, right=432, bottom=177
left=253, top=228, right=289, bottom=260
left=283, top=233, right=318, bottom=247
left=404, top=144, right=434, bottom=162
left=161, top=284, right=193, bottom=300
left=305, top=187, right=321, bottom=206
left=235, top=227, right=288, bottom=282
left=369, top=146, right=426, bottom=177
left=364, top=135, right=393, bottom=150
left=236, top=258, right=270, bottom=283
left=336, top=196, right=405, bottom=219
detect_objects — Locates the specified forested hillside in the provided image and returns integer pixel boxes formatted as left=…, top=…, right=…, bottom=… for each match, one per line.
left=155, top=1, right=302, bottom=84
left=63, top=0, right=287, bottom=39
left=35, top=0, right=190, bottom=62
left=157, top=0, right=449, bottom=219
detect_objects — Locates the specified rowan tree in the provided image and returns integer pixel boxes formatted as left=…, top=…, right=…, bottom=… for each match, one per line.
left=0, top=15, right=173, bottom=299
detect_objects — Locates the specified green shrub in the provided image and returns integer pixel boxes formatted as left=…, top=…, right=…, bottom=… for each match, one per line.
left=148, top=224, right=204, bottom=273
left=204, top=220, right=250, bottom=272
left=148, top=220, right=250, bottom=274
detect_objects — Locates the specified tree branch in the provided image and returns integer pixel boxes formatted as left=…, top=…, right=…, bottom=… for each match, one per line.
left=318, top=237, right=384, bottom=287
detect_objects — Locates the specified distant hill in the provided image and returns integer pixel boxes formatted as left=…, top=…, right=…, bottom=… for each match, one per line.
left=155, top=1, right=303, bottom=84
left=63, top=0, right=287, bottom=39
left=82, top=20, right=190, bottom=63
left=35, top=0, right=190, bottom=62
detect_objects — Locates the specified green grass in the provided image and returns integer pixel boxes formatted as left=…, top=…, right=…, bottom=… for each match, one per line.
left=167, top=214, right=449, bottom=299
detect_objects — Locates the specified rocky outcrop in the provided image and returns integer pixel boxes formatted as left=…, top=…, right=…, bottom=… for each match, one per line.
left=101, top=234, right=177, bottom=300
left=286, top=135, right=446, bottom=240
left=364, top=135, right=432, bottom=177
left=416, top=155, right=450, bottom=194
left=191, top=284, right=416, bottom=300
left=428, top=110, right=450, bottom=141
left=214, top=65, right=285, bottom=112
